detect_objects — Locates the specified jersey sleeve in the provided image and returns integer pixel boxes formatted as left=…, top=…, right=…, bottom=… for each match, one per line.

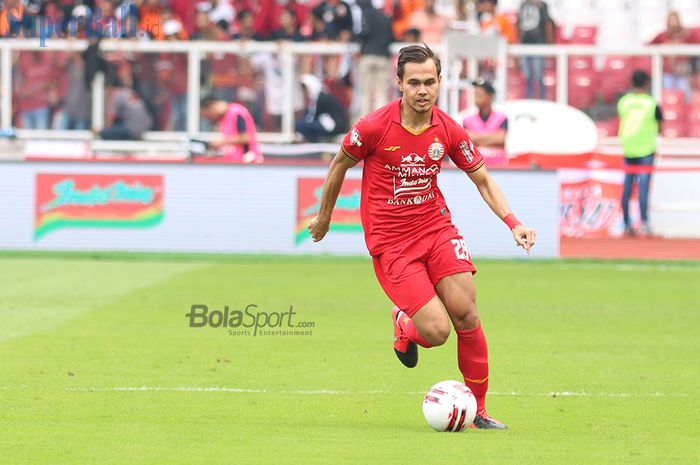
left=341, top=117, right=376, bottom=162
left=448, top=124, right=485, bottom=173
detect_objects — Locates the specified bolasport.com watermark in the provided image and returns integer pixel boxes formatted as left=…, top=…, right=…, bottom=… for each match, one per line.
left=185, top=304, right=315, bottom=337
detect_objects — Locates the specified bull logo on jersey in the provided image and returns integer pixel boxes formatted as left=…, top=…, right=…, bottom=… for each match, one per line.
left=400, top=153, right=425, bottom=165
left=350, top=128, right=362, bottom=147
left=459, top=140, right=474, bottom=163
left=428, top=141, right=445, bottom=161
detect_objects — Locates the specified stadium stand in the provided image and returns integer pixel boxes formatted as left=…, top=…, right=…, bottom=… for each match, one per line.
left=0, top=0, right=699, bottom=146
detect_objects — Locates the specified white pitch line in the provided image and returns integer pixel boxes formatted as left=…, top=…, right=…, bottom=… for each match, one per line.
left=554, top=263, right=700, bottom=273
left=62, top=386, right=687, bottom=398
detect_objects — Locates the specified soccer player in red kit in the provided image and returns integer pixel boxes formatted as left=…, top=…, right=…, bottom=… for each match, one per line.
left=308, top=45, right=536, bottom=429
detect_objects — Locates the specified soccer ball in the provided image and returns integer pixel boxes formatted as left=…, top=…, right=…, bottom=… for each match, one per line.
left=422, top=380, right=477, bottom=432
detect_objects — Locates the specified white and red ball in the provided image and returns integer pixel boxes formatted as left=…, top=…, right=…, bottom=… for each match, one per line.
left=422, top=380, right=477, bottom=432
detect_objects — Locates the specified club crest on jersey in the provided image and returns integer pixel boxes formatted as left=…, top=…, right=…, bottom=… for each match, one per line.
left=350, top=128, right=362, bottom=147
left=428, top=141, right=444, bottom=161
left=459, top=140, right=474, bottom=163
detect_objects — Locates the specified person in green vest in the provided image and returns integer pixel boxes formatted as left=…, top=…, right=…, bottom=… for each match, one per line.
left=617, top=71, right=663, bottom=237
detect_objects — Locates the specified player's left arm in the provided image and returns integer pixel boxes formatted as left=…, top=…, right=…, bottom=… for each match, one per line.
left=467, top=164, right=536, bottom=254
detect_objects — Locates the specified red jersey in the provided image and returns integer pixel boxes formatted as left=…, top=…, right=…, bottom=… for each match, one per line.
left=341, top=99, right=485, bottom=256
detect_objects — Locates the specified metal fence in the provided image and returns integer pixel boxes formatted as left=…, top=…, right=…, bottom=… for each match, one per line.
left=2, top=38, right=699, bottom=143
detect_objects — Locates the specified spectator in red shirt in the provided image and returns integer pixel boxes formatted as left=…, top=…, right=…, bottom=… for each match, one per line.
left=271, top=7, right=306, bottom=42
left=650, top=10, right=699, bottom=100
left=169, top=0, right=196, bottom=36
left=15, top=52, right=56, bottom=129
left=249, top=0, right=281, bottom=40
left=192, top=8, right=222, bottom=40
left=160, top=20, right=189, bottom=131
left=232, top=9, right=264, bottom=40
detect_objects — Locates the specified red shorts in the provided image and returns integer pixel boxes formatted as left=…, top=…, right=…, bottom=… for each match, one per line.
left=371, top=232, right=476, bottom=317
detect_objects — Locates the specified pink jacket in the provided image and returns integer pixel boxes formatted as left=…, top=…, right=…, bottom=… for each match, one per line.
left=220, top=103, right=263, bottom=163
left=463, top=111, right=508, bottom=166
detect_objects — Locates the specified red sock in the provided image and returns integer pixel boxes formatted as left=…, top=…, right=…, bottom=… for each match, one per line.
left=456, top=324, right=489, bottom=412
left=397, top=314, right=433, bottom=348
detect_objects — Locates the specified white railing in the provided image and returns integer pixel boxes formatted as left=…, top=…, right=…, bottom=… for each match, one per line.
left=505, top=44, right=700, bottom=107
left=2, top=38, right=699, bottom=143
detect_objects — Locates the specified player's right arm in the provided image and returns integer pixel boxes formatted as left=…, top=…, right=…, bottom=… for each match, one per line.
left=309, top=120, right=373, bottom=242
left=307, top=150, right=358, bottom=242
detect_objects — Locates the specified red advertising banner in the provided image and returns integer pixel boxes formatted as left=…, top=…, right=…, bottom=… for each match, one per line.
left=560, top=170, right=640, bottom=238
left=35, top=174, right=164, bottom=240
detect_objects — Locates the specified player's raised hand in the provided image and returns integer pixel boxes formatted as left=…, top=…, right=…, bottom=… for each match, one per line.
left=307, top=215, right=331, bottom=242
left=512, top=225, right=536, bottom=254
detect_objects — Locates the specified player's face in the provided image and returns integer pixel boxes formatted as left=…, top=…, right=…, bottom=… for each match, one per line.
left=397, top=60, right=441, bottom=115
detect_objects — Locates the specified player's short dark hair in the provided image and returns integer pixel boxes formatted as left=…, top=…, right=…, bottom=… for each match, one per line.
left=632, top=70, right=650, bottom=88
left=200, top=96, right=217, bottom=109
left=397, top=44, right=441, bottom=80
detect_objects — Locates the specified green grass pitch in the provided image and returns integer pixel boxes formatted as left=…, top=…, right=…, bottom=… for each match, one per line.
left=1, top=253, right=699, bottom=464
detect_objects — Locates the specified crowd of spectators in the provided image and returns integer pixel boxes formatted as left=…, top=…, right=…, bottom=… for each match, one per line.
left=2, top=0, right=699, bottom=141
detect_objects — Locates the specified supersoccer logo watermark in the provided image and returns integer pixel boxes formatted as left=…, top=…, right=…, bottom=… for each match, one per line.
left=186, top=304, right=315, bottom=337
left=4, top=5, right=151, bottom=48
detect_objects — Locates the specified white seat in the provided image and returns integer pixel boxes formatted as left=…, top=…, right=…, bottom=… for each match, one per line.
left=666, top=0, right=700, bottom=27
left=547, top=0, right=582, bottom=27
left=597, top=0, right=628, bottom=13
left=598, top=12, right=636, bottom=48
left=670, top=0, right=696, bottom=7
left=556, top=0, right=591, bottom=8
left=673, top=7, right=700, bottom=27
left=636, top=0, right=667, bottom=10
left=559, top=6, right=599, bottom=33
left=497, top=0, right=521, bottom=13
